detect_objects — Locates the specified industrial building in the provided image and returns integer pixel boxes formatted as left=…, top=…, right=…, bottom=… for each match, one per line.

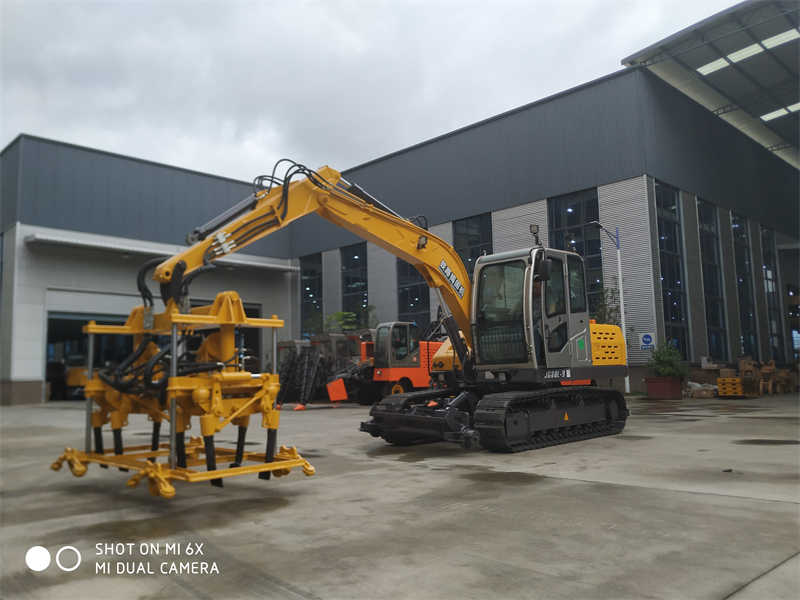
left=1, top=1, right=797, bottom=403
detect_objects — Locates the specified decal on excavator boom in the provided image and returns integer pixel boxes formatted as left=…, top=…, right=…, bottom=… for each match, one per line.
left=439, top=259, right=465, bottom=299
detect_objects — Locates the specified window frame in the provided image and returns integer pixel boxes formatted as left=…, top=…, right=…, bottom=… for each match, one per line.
left=452, top=212, right=493, bottom=281
left=697, top=199, right=727, bottom=361
left=547, top=188, right=603, bottom=316
left=397, top=259, right=430, bottom=327
left=731, top=213, right=758, bottom=359
left=655, top=181, right=688, bottom=359
left=340, top=242, right=369, bottom=327
left=761, top=227, right=784, bottom=363
left=299, top=253, right=323, bottom=338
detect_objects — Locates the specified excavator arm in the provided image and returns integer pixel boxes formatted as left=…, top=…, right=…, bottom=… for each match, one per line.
left=152, top=162, right=473, bottom=362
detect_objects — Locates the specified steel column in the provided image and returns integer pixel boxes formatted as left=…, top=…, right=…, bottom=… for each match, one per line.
left=84, top=333, right=95, bottom=452
left=169, top=323, right=178, bottom=469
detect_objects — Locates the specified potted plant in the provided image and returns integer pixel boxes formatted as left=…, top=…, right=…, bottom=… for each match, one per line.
left=645, top=343, right=688, bottom=399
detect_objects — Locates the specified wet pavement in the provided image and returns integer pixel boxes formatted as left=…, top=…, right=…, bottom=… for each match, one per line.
left=1, top=394, right=798, bottom=599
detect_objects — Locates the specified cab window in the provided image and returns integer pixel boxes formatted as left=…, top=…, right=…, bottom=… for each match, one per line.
left=392, top=325, right=409, bottom=360
left=545, top=257, right=565, bottom=317
left=409, top=324, right=420, bottom=354
left=475, top=260, right=528, bottom=365
left=567, top=255, right=587, bottom=313
left=374, top=326, right=390, bottom=367
left=477, top=260, right=526, bottom=322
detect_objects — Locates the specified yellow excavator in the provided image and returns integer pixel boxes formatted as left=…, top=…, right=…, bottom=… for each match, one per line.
left=152, top=160, right=629, bottom=453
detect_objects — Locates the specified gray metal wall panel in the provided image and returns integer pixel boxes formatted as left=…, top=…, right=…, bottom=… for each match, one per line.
left=491, top=199, right=548, bottom=252
left=749, top=223, right=768, bottom=362
left=718, top=208, right=741, bottom=360
left=428, top=222, right=453, bottom=321
left=367, top=244, right=398, bottom=323
left=0, top=139, right=21, bottom=233
left=681, top=191, right=707, bottom=361
left=598, top=176, right=657, bottom=366
left=321, top=249, right=342, bottom=316
left=291, top=70, right=647, bottom=256
left=638, top=71, right=798, bottom=238
left=16, top=136, right=292, bottom=257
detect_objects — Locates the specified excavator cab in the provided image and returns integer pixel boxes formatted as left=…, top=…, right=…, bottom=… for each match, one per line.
left=472, top=247, right=593, bottom=380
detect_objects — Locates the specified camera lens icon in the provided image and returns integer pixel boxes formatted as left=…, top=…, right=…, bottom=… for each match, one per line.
left=25, top=545, right=81, bottom=572
left=25, top=546, right=51, bottom=572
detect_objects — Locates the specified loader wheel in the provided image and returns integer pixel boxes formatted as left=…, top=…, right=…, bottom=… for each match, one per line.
left=388, top=379, right=411, bottom=395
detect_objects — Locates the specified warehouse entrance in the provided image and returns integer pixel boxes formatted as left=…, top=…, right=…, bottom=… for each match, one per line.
left=46, top=312, right=131, bottom=401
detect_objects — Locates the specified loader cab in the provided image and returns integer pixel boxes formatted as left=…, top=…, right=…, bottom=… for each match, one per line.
left=373, top=321, right=422, bottom=369
left=472, top=247, right=592, bottom=378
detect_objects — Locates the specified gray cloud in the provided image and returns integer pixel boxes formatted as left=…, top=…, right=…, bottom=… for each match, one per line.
left=2, top=0, right=734, bottom=181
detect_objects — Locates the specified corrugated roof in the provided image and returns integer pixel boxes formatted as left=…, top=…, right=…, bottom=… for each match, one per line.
left=622, top=0, right=799, bottom=169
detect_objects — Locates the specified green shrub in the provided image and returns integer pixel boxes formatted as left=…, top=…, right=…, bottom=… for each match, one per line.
left=648, top=342, right=688, bottom=378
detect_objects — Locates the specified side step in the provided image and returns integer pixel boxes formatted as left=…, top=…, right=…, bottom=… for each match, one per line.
left=474, top=387, right=628, bottom=452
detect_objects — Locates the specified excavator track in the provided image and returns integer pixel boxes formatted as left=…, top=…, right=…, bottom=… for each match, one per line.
left=474, top=387, right=628, bottom=452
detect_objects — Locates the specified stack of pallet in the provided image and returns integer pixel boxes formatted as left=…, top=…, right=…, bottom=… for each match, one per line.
left=715, top=367, right=740, bottom=398
left=717, top=376, right=744, bottom=398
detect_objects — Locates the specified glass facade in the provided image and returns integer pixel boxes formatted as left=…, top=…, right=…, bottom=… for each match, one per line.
left=341, top=242, right=369, bottom=326
left=732, top=213, right=757, bottom=358
left=761, top=228, right=784, bottom=363
left=547, top=188, right=603, bottom=315
left=300, top=253, right=323, bottom=338
left=397, top=259, right=429, bottom=327
left=655, top=181, right=688, bottom=358
left=697, top=200, right=727, bottom=360
left=452, top=213, right=492, bottom=280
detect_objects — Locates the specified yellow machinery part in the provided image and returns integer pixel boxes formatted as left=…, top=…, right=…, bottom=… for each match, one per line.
left=590, top=322, right=627, bottom=366
left=52, top=291, right=314, bottom=498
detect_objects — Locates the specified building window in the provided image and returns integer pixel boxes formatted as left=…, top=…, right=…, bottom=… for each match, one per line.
left=732, top=213, right=757, bottom=358
left=300, top=253, right=323, bottom=338
left=788, top=285, right=800, bottom=362
left=397, top=259, right=430, bottom=327
left=697, top=200, right=727, bottom=361
left=341, top=242, right=368, bottom=326
left=761, top=228, right=784, bottom=363
left=655, top=181, right=688, bottom=358
left=453, top=213, right=492, bottom=280
left=547, top=188, right=603, bottom=315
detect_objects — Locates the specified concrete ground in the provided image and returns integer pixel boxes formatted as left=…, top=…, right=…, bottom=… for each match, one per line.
left=1, top=394, right=798, bottom=600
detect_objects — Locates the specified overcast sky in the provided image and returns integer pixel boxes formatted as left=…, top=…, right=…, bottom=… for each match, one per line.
left=2, top=0, right=735, bottom=181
